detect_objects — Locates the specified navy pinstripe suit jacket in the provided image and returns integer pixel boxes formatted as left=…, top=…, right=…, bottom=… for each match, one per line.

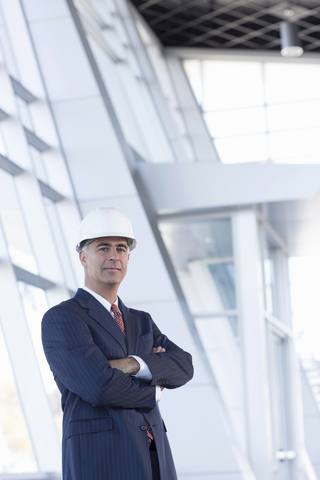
left=42, top=288, right=193, bottom=480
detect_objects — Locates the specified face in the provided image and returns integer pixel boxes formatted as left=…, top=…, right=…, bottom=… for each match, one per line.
left=79, top=236, right=130, bottom=298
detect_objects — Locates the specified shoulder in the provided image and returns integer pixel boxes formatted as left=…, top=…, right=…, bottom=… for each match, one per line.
left=43, top=297, right=78, bottom=317
left=41, top=296, right=92, bottom=345
left=43, top=289, right=91, bottom=320
left=42, top=296, right=87, bottom=331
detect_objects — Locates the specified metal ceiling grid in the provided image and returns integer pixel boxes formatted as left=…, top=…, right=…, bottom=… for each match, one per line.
left=130, top=0, right=320, bottom=52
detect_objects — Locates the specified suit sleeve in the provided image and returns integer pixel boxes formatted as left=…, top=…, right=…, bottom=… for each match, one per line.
left=140, top=314, right=194, bottom=389
left=42, top=305, right=156, bottom=411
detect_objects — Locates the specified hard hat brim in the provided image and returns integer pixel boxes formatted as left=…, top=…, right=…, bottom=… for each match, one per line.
left=76, top=235, right=137, bottom=252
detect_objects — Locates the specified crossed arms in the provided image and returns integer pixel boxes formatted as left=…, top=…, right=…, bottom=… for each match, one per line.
left=109, top=346, right=166, bottom=390
left=42, top=304, right=193, bottom=411
left=109, top=346, right=166, bottom=374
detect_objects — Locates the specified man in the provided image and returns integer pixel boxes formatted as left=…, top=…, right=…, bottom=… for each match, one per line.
left=42, top=207, right=193, bottom=480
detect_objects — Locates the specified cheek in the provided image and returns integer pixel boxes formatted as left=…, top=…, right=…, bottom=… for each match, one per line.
left=121, top=261, right=128, bottom=275
left=87, top=259, right=101, bottom=273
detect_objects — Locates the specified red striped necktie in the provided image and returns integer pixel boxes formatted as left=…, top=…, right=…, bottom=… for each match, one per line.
left=111, top=303, right=126, bottom=336
left=111, top=303, right=153, bottom=441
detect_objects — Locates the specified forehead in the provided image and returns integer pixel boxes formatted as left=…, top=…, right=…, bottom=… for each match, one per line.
left=90, top=236, right=128, bottom=247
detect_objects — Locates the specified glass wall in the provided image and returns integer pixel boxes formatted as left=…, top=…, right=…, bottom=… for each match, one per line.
left=159, top=214, right=245, bottom=448
left=0, top=169, right=38, bottom=273
left=290, top=256, right=320, bottom=408
left=0, top=0, right=81, bottom=472
left=0, top=325, right=37, bottom=473
left=18, top=282, right=63, bottom=437
left=261, top=229, right=278, bottom=317
left=74, top=0, right=179, bottom=164
left=184, top=58, right=320, bottom=164
left=267, top=330, right=292, bottom=478
left=159, top=216, right=236, bottom=316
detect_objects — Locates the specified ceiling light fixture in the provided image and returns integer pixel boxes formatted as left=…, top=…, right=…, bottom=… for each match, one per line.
left=280, top=20, right=303, bottom=57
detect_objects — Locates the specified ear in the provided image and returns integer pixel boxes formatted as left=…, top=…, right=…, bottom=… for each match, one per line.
left=79, top=250, right=87, bottom=267
left=128, top=253, right=130, bottom=261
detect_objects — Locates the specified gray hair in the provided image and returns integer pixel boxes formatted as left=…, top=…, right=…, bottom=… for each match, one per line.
left=79, top=239, right=94, bottom=252
left=79, top=237, right=132, bottom=252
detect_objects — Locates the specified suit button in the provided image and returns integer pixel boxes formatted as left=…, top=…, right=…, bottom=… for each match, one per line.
left=157, top=379, right=168, bottom=384
left=140, top=425, right=147, bottom=431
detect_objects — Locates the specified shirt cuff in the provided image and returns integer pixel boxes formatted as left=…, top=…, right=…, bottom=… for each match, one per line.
left=129, top=355, right=152, bottom=381
left=155, top=386, right=162, bottom=402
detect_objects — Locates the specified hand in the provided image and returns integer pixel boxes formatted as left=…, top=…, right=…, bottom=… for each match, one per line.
left=109, top=357, right=140, bottom=375
left=152, top=346, right=166, bottom=353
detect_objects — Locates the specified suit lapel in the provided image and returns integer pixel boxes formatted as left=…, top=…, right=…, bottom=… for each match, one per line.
left=75, top=289, right=127, bottom=355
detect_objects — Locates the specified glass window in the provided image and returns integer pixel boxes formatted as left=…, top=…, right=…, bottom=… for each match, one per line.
left=202, top=61, right=264, bottom=111
left=261, top=228, right=279, bottom=317
left=159, top=215, right=242, bottom=438
left=208, top=263, right=236, bottom=311
left=43, top=197, right=77, bottom=291
left=29, top=146, right=48, bottom=182
left=268, top=331, right=291, bottom=475
left=184, top=58, right=320, bottom=165
left=159, top=216, right=237, bottom=326
left=290, top=256, right=320, bottom=408
left=160, top=217, right=233, bottom=267
left=267, top=101, right=320, bottom=132
left=264, top=63, right=320, bottom=104
left=204, top=106, right=266, bottom=138
left=215, top=133, right=268, bottom=164
left=0, top=169, right=38, bottom=273
left=0, top=125, right=7, bottom=156
left=183, top=59, right=203, bottom=107
left=194, top=313, right=242, bottom=437
left=18, top=282, right=62, bottom=437
left=195, top=315, right=239, bottom=350
left=269, top=128, right=320, bottom=161
left=16, top=97, right=33, bottom=131
left=264, top=256, right=275, bottom=314
left=0, top=324, right=37, bottom=473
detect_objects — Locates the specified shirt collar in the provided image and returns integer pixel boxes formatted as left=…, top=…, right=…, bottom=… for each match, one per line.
left=81, top=286, right=118, bottom=312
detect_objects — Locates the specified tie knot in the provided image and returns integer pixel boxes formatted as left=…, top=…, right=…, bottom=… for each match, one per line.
left=111, top=303, right=120, bottom=315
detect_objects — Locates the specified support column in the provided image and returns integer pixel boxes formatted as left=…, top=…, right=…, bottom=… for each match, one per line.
left=233, top=209, right=273, bottom=479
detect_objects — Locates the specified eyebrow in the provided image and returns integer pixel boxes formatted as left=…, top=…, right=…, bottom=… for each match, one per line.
left=96, top=242, right=128, bottom=249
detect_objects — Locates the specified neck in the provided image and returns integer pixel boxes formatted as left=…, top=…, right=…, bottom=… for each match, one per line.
left=84, top=282, right=119, bottom=304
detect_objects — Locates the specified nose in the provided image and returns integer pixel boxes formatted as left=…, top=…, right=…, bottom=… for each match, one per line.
left=108, top=246, right=120, bottom=261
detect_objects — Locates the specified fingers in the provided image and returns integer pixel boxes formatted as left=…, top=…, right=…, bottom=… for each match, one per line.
left=152, top=346, right=166, bottom=354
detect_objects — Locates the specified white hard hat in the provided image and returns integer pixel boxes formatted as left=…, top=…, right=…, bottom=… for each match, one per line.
left=76, top=207, right=137, bottom=252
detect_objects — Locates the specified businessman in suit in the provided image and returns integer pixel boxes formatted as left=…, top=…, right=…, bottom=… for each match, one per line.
left=42, top=207, right=193, bottom=480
